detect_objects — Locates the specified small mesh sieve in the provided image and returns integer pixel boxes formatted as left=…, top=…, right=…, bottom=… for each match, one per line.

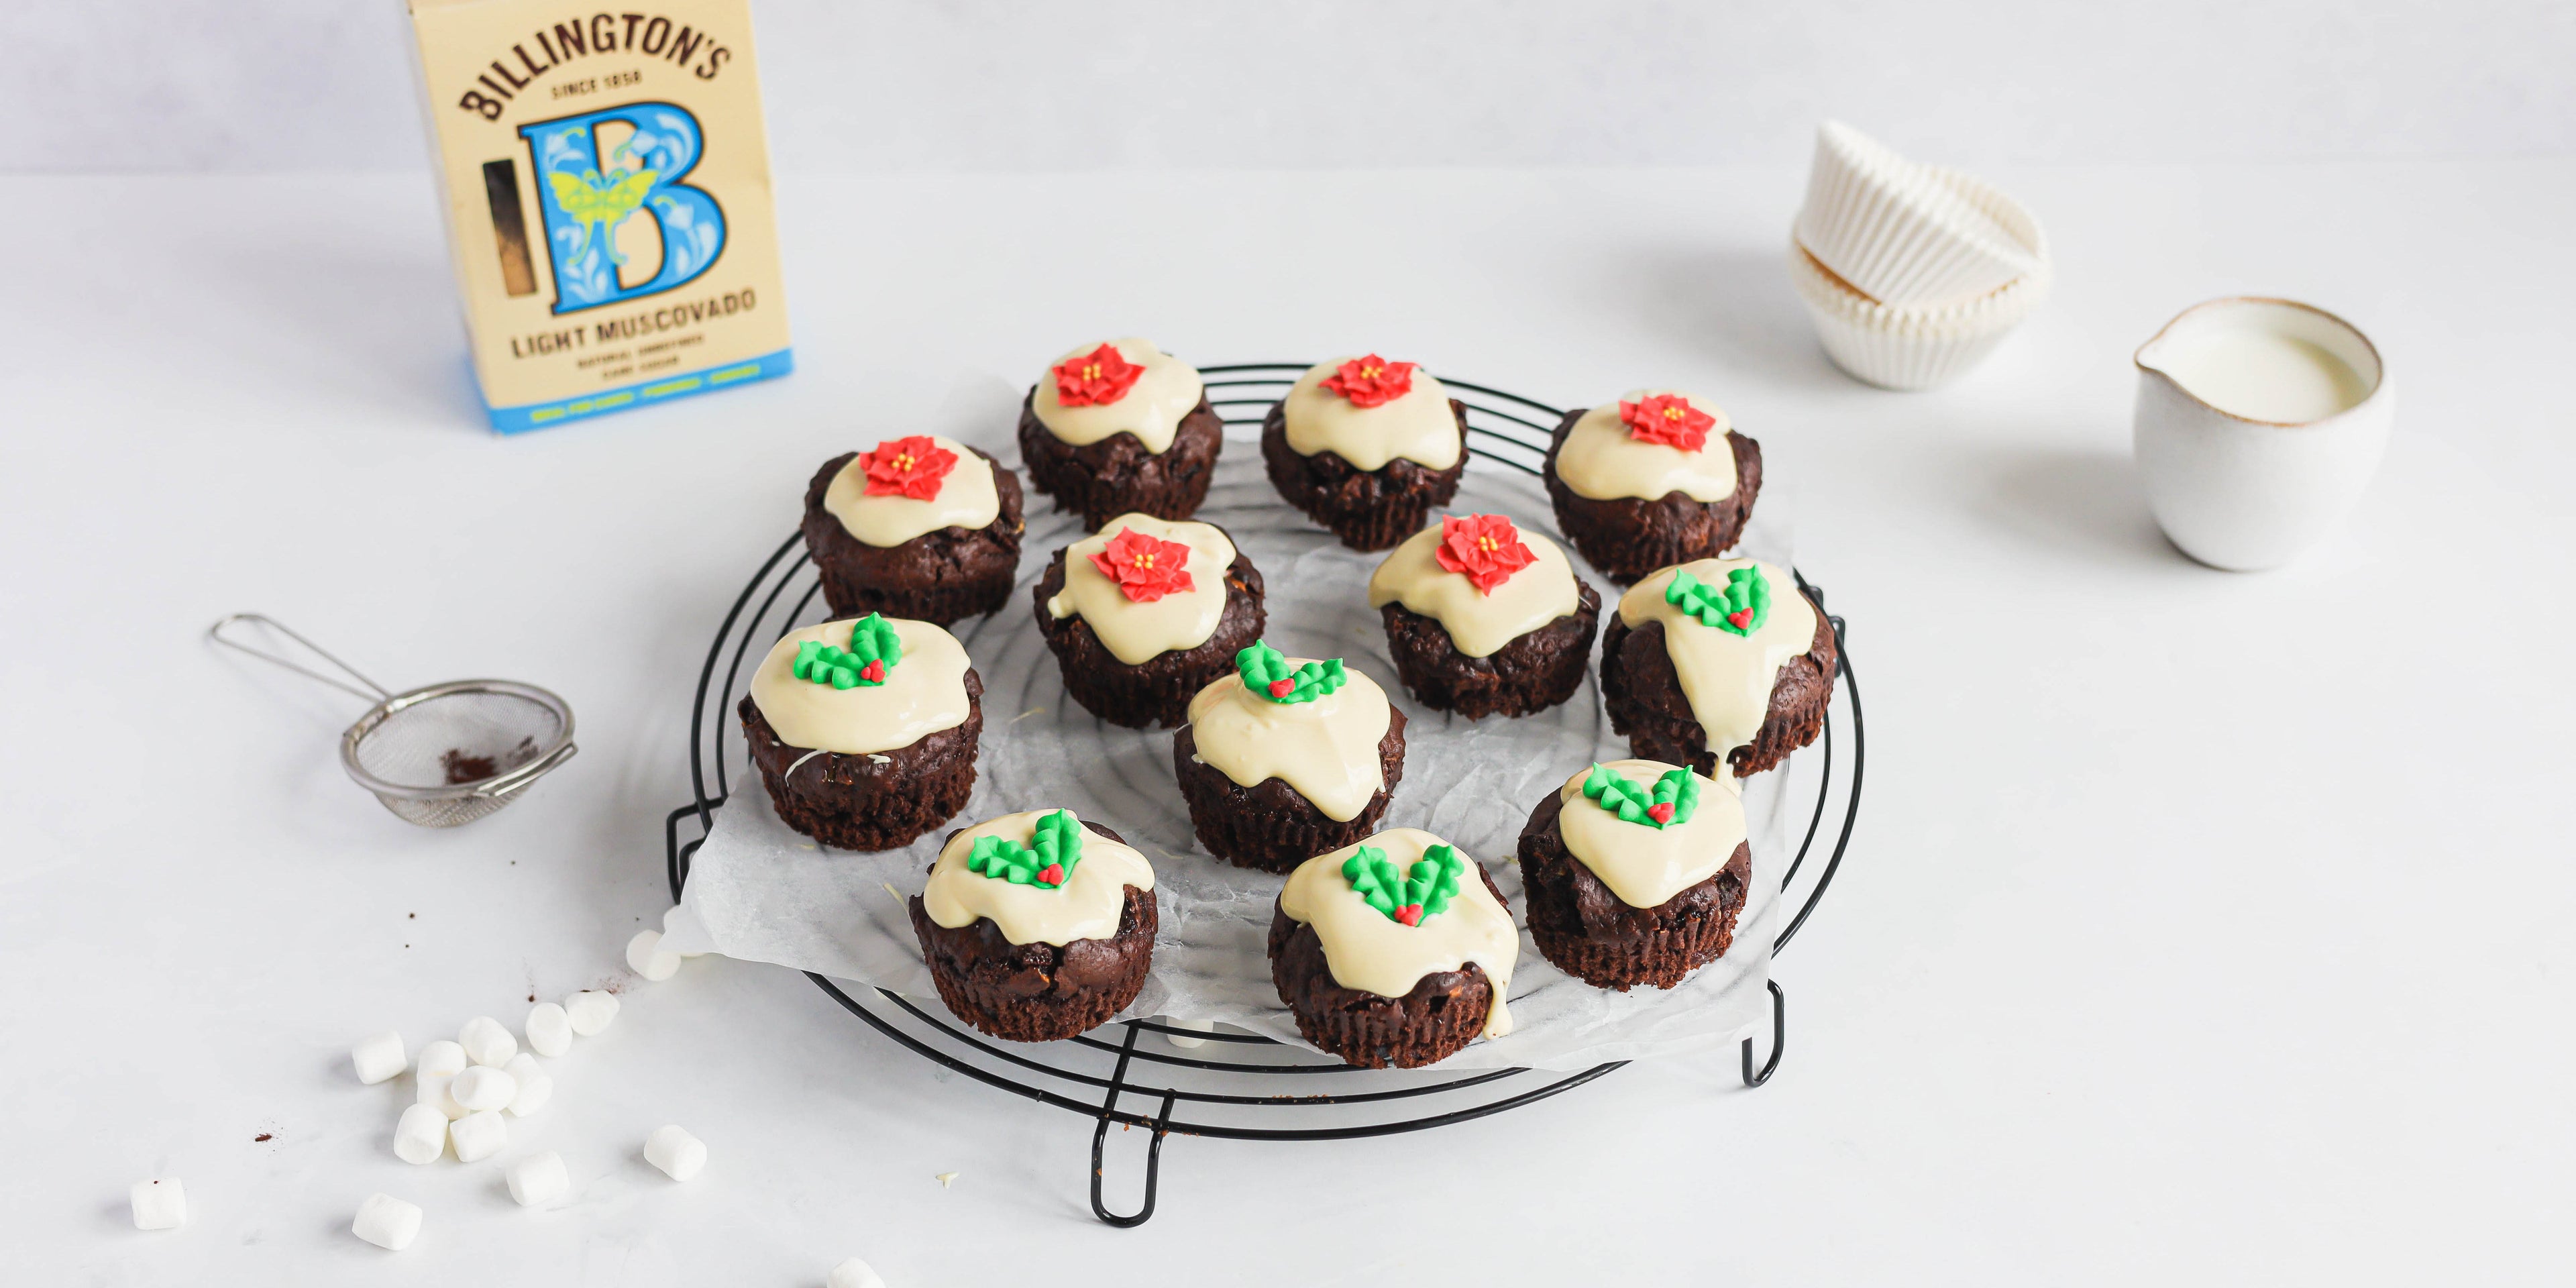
left=209, top=613, right=578, bottom=827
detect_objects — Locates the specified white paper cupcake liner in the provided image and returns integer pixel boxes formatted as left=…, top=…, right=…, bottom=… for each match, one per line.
left=1785, top=235, right=2050, bottom=391
left=1793, top=121, right=2045, bottom=309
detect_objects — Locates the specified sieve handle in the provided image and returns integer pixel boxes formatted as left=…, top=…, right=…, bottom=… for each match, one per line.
left=207, top=613, right=392, bottom=704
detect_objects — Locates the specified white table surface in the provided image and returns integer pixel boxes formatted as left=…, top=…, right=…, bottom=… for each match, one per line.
left=5, top=161, right=2571, bottom=1285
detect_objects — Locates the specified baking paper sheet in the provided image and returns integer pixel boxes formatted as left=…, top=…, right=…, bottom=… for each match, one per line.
left=663, top=376, right=1805, bottom=1071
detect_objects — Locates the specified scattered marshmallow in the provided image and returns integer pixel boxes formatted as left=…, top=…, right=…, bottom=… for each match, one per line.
left=625, top=930, right=681, bottom=981
left=449, top=1110, right=508, bottom=1163
left=352, top=1030, right=407, bottom=1084
left=524, top=1002, right=572, bottom=1057
left=934, top=1171, right=959, bottom=1189
left=643, top=1125, right=705, bottom=1181
left=352, top=1193, right=422, bottom=1250
left=450, top=1065, right=518, bottom=1114
left=459, top=1016, right=517, bottom=1068
left=393, top=1104, right=449, bottom=1164
left=502, top=1053, right=553, bottom=1116
left=661, top=904, right=711, bottom=957
left=1163, top=1017, right=1215, bottom=1050
left=828, top=1256, right=888, bottom=1288
left=129, top=1178, right=186, bottom=1230
left=415, top=1072, right=467, bottom=1121
left=504, top=1151, right=570, bottom=1207
left=564, top=990, right=619, bottom=1036
left=416, top=1040, right=468, bottom=1079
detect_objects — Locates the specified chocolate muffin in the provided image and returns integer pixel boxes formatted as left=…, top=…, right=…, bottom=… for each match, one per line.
left=1517, top=761, right=1751, bottom=989
left=1599, top=558, right=1837, bottom=777
left=1269, top=828, right=1519, bottom=1069
left=1172, top=641, right=1405, bottom=872
left=1542, top=391, right=1761, bottom=584
left=1033, top=514, right=1266, bottom=728
left=1016, top=339, right=1224, bottom=529
left=802, top=437, right=1025, bottom=625
left=909, top=809, right=1159, bottom=1043
left=1261, top=354, right=1466, bottom=551
left=1366, top=513, right=1599, bottom=718
left=739, top=614, right=983, bottom=851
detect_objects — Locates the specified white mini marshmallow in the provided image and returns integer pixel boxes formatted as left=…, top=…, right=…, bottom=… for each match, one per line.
left=625, top=930, right=681, bottom=981
left=129, top=1178, right=186, bottom=1230
left=415, top=1072, right=467, bottom=1121
left=352, top=1030, right=407, bottom=1084
left=502, top=1053, right=553, bottom=1116
left=504, top=1151, right=570, bottom=1207
left=416, top=1040, right=468, bottom=1079
left=828, top=1256, right=888, bottom=1288
left=450, top=1065, right=518, bottom=1113
left=393, top=1103, right=449, bottom=1164
left=1163, top=1017, right=1216, bottom=1050
left=564, top=990, right=620, bottom=1036
left=459, top=1016, right=517, bottom=1068
left=661, top=904, right=712, bottom=957
left=643, top=1125, right=705, bottom=1181
left=523, top=1002, right=572, bottom=1057
left=352, top=1193, right=421, bottom=1251
left=448, top=1110, right=508, bottom=1163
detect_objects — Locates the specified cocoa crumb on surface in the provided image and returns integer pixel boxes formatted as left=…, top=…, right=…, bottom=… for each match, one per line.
left=254, top=1133, right=272, bottom=1142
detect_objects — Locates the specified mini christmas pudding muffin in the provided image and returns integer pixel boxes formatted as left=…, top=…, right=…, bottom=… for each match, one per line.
left=737, top=613, right=983, bottom=851
left=1268, top=828, right=1518, bottom=1069
left=1173, top=641, right=1406, bottom=873
left=1261, top=354, right=1467, bottom=551
left=802, top=435, right=1025, bottom=625
left=1542, top=390, right=1762, bottom=584
left=908, top=808, right=1159, bottom=1042
left=1517, top=761, right=1750, bottom=990
left=1016, top=339, right=1224, bottom=529
left=1365, top=513, right=1600, bottom=719
left=1599, top=558, right=1836, bottom=778
left=1033, top=513, right=1267, bottom=729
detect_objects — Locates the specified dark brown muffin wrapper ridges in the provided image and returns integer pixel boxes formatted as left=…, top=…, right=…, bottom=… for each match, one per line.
left=908, top=820, right=1157, bottom=1043
left=1265, top=862, right=1511, bottom=1068
left=1259, top=398, right=1466, bottom=551
left=1597, top=590, right=1836, bottom=777
left=1031, top=538, right=1267, bottom=729
left=1171, top=710, right=1406, bottom=872
left=1542, top=408, right=1763, bottom=585
left=737, top=669, right=983, bottom=851
left=1515, top=789, right=1749, bottom=990
left=1378, top=580, right=1599, bottom=719
left=1016, top=388, right=1225, bottom=530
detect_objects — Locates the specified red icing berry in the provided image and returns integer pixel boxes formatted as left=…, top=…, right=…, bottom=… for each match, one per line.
left=1727, top=608, right=1752, bottom=629
left=1087, top=527, right=1197, bottom=603
left=859, top=435, right=959, bottom=500
left=1394, top=904, right=1424, bottom=927
left=1267, top=678, right=1296, bottom=698
left=1320, top=354, right=1417, bottom=408
left=1037, top=863, right=1065, bottom=887
left=1432, top=513, right=1539, bottom=595
left=1053, top=343, right=1146, bottom=407
left=1647, top=802, right=1676, bottom=824
left=859, top=659, right=885, bottom=683
left=1618, top=393, right=1715, bottom=452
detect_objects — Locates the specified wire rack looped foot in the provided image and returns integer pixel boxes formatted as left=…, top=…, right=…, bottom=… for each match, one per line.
left=1741, top=979, right=1787, bottom=1088
left=1089, top=1026, right=1177, bottom=1226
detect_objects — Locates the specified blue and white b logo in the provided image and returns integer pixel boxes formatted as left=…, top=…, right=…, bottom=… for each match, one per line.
left=518, top=102, right=727, bottom=314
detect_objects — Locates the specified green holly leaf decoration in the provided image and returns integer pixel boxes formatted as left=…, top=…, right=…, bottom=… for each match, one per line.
left=1235, top=639, right=1348, bottom=704
left=1340, top=843, right=1466, bottom=926
left=1580, top=763, right=1701, bottom=829
left=793, top=613, right=904, bottom=689
left=965, top=809, right=1085, bottom=889
left=1666, top=565, right=1770, bottom=637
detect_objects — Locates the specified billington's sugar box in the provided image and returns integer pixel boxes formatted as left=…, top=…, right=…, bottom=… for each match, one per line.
left=404, top=0, right=792, bottom=432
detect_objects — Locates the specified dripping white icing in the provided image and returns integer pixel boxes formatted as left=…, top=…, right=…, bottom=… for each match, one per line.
left=1281, top=358, right=1462, bottom=472
left=921, top=810, right=1157, bottom=947
left=1030, top=338, right=1206, bottom=453
left=822, top=435, right=1002, bottom=548
left=1279, top=828, right=1517, bottom=1040
left=1185, top=661, right=1392, bottom=822
left=1554, top=759, right=1744, bottom=909
left=1616, top=559, right=1818, bottom=764
left=1045, top=514, right=1238, bottom=664
left=1553, top=390, right=1738, bottom=503
left=1365, top=521, right=1581, bottom=658
left=747, top=617, right=973, bottom=755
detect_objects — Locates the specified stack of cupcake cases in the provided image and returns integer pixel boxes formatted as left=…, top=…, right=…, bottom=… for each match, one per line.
left=1787, top=121, right=2052, bottom=390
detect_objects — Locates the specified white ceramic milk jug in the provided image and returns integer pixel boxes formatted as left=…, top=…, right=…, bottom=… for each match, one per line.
left=2133, top=298, right=2393, bottom=571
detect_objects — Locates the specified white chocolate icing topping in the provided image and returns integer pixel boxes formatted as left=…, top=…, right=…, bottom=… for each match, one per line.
left=1279, top=828, right=1517, bottom=1040
left=748, top=616, right=973, bottom=755
left=1365, top=520, right=1581, bottom=658
left=922, top=810, right=1157, bottom=947
left=1617, top=559, right=1818, bottom=764
left=822, top=435, right=1002, bottom=547
left=1185, top=659, right=1393, bottom=822
left=1281, top=357, right=1462, bottom=472
left=1045, top=513, right=1238, bottom=665
left=1554, top=390, right=1739, bottom=503
left=1030, top=338, right=1206, bottom=455
left=1554, top=759, right=1745, bottom=909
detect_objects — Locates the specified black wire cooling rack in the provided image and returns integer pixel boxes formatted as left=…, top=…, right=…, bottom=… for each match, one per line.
left=663, top=364, right=1865, bottom=1226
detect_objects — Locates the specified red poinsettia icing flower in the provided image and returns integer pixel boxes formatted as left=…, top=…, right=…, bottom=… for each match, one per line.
left=859, top=435, right=959, bottom=500
left=1087, top=527, right=1196, bottom=603
left=1618, top=393, right=1715, bottom=452
left=1320, top=354, right=1418, bottom=408
left=1433, top=513, right=1538, bottom=595
left=1053, top=343, right=1146, bottom=407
